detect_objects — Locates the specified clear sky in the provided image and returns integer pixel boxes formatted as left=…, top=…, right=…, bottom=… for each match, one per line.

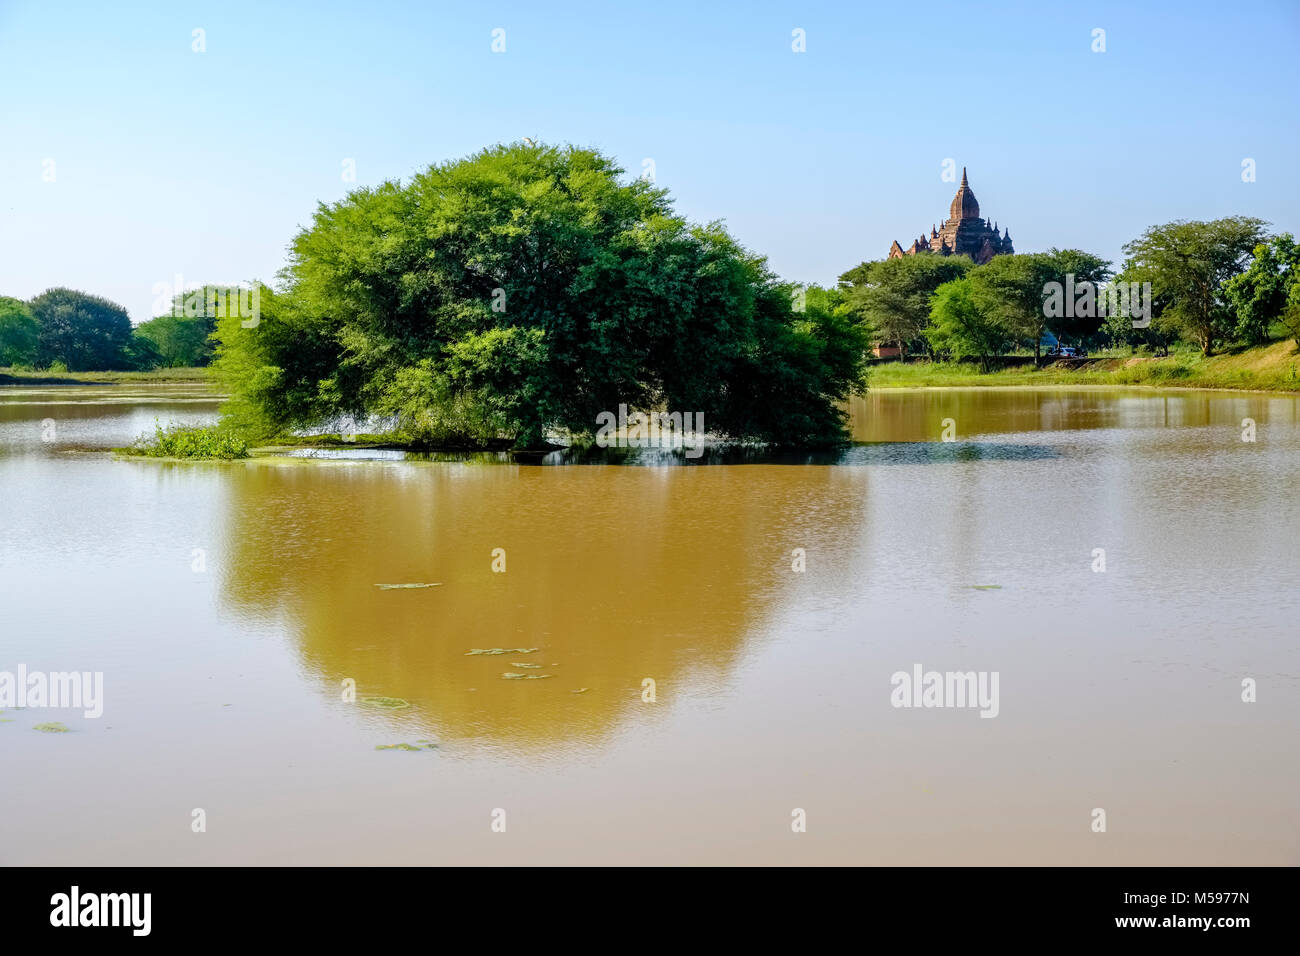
left=2, top=0, right=1297, bottom=322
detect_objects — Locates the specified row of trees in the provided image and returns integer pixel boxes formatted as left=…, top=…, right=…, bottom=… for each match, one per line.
left=840, top=217, right=1300, bottom=365
left=0, top=289, right=225, bottom=371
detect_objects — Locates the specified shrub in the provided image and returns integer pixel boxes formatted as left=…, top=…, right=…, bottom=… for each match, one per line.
left=125, top=423, right=249, bottom=460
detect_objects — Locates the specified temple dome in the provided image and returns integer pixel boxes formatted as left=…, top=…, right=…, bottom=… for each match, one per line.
left=948, top=167, right=980, bottom=221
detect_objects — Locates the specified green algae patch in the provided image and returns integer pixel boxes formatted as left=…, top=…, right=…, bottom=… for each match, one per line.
left=466, top=647, right=539, bottom=656
left=969, top=585, right=1003, bottom=590
left=361, top=696, right=411, bottom=710
left=375, top=583, right=441, bottom=590
left=375, top=743, right=422, bottom=751
left=33, top=722, right=70, bottom=732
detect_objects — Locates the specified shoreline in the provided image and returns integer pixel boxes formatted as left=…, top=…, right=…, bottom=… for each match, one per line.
left=866, top=340, right=1300, bottom=394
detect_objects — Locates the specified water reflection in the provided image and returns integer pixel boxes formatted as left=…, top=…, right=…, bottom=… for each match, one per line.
left=216, top=460, right=871, bottom=751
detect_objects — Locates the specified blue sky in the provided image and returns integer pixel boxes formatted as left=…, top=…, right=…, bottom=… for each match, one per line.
left=2, top=0, right=1297, bottom=321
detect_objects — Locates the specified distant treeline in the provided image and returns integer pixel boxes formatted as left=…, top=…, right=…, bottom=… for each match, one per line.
left=839, top=219, right=1300, bottom=369
left=0, top=286, right=249, bottom=372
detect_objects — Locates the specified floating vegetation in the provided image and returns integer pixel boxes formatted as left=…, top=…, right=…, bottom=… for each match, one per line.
left=501, top=672, right=553, bottom=680
left=571, top=688, right=589, bottom=694
left=969, top=585, right=1003, bottom=590
left=375, top=743, right=423, bottom=751
left=361, top=696, right=411, bottom=710
left=465, top=648, right=539, bottom=656
left=510, top=662, right=542, bottom=668
left=33, top=722, right=70, bottom=733
left=375, top=583, right=442, bottom=590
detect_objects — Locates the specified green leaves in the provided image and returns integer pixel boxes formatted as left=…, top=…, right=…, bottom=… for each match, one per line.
left=28, top=288, right=134, bottom=372
left=1224, top=234, right=1298, bottom=346
left=1122, top=217, right=1269, bottom=354
left=926, top=278, right=1015, bottom=371
left=0, top=297, right=39, bottom=366
left=841, top=253, right=973, bottom=358
left=123, top=423, right=250, bottom=460
left=212, top=141, right=870, bottom=449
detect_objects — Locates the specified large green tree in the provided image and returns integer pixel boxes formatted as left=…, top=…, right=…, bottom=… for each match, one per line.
left=1036, top=248, right=1112, bottom=347
left=29, top=287, right=135, bottom=371
left=1224, top=233, right=1298, bottom=345
left=0, top=296, right=40, bottom=366
left=839, top=253, right=972, bottom=358
left=1122, top=217, right=1267, bottom=354
left=925, top=277, right=1015, bottom=371
left=966, top=251, right=1111, bottom=361
left=214, top=143, right=869, bottom=448
left=965, top=253, right=1053, bottom=360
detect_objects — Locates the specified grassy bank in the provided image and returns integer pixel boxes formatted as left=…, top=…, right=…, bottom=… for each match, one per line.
left=0, top=366, right=211, bottom=385
left=869, top=340, right=1300, bottom=392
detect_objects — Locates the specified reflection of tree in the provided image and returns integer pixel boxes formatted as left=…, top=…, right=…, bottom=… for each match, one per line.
left=217, top=461, right=869, bottom=749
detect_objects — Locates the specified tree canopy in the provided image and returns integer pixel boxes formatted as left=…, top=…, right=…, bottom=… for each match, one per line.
left=926, top=277, right=1015, bottom=370
left=1224, top=233, right=1298, bottom=345
left=29, top=288, right=135, bottom=371
left=0, top=297, right=40, bottom=366
left=1121, top=217, right=1268, bottom=354
left=213, top=142, right=870, bottom=447
left=839, top=253, right=972, bottom=358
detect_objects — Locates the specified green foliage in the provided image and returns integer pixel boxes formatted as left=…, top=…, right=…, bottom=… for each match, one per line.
left=29, top=287, right=135, bottom=371
left=925, top=278, right=1015, bottom=371
left=0, top=297, right=40, bottom=366
left=134, top=313, right=217, bottom=367
left=213, top=143, right=870, bottom=448
left=1224, top=233, right=1299, bottom=345
left=122, top=334, right=164, bottom=371
left=1122, top=217, right=1268, bottom=354
left=1036, top=248, right=1112, bottom=345
left=965, top=253, right=1054, bottom=355
left=125, top=423, right=250, bottom=459
left=840, top=253, right=972, bottom=357
left=209, top=283, right=313, bottom=437
left=1283, top=273, right=1300, bottom=347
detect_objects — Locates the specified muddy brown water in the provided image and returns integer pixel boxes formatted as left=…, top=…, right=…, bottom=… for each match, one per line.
left=2, top=384, right=1297, bottom=864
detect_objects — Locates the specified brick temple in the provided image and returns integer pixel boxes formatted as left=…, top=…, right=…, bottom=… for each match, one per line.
left=888, top=168, right=1013, bottom=265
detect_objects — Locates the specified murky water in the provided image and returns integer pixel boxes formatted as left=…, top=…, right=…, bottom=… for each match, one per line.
left=2, top=384, right=1297, bottom=864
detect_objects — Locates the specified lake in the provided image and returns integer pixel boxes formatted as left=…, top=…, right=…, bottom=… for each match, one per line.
left=2, top=383, right=1297, bottom=864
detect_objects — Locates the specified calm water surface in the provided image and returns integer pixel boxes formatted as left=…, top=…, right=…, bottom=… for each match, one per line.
left=2, top=384, right=1297, bottom=864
